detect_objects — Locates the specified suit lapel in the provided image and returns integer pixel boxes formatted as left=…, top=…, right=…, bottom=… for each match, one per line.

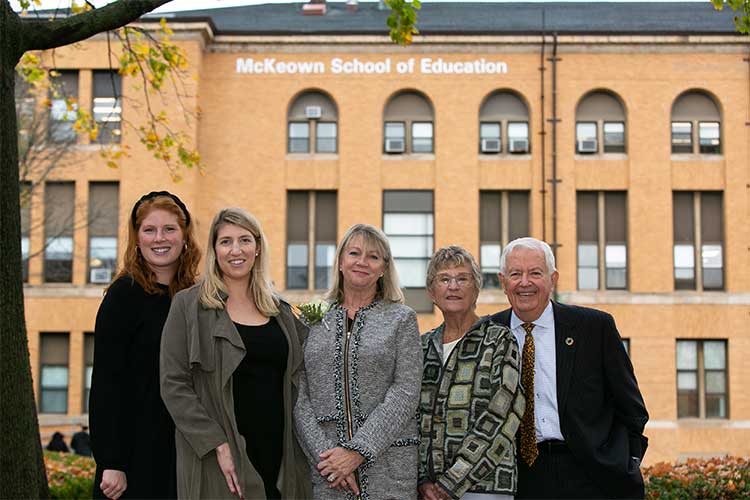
left=553, top=301, right=577, bottom=417
left=493, top=308, right=512, bottom=328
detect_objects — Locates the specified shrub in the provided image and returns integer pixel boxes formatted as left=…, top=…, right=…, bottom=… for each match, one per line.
left=644, top=456, right=749, bottom=500
left=44, top=451, right=95, bottom=500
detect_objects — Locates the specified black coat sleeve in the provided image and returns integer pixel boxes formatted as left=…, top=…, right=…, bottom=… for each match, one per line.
left=89, top=277, right=139, bottom=471
left=601, top=312, right=649, bottom=459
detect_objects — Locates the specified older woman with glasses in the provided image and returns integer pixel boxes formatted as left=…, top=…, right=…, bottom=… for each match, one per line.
left=418, top=246, right=525, bottom=500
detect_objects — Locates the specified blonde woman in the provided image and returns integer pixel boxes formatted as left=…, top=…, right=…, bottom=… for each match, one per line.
left=160, top=208, right=311, bottom=499
left=294, top=223, right=422, bottom=500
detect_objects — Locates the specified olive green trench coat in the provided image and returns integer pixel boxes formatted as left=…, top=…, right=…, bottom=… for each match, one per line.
left=160, top=285, right=312, bottom=499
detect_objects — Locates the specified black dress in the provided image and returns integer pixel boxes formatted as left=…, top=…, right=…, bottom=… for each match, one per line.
left=89, top=276, right=176, bottom=499
left=232, top=317, right=289, bottom=500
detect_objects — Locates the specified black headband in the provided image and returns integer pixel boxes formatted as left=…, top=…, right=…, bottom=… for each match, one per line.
left=131, top=191, right=191, bottom=229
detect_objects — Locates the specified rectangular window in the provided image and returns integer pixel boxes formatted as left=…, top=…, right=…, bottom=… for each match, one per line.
left=315, top=122, right=337, bottom=153
left=671, top=121, right=693, bottom=153
left=698, top=121, right=721, bottom=154
left=21, top=182, right=31, bottom=283
left=92, top=71, right=122, bottom=144
left=411, top=122, right=433, bottom=153
left=700, top=193, right=723, bottom=290
left=479, top=191, right=530, bottom=288
left=288, top=122, right=310, bottom=153
left=577, top=191, right=627, bottom=290
left=576, top=192, right=599, bottom=289
left=673, top=192, right=723, bottom=291
left=603, top=121, right=626, bottom=153
left=677, top=339, right=727, bottom=419
left=286, top=192, right=309, bottom=289
left=604, top=192, right=627, bottom=289
left=286, top=191, right=337, bottom=290
left=314, top=192, right=337, bottom=290
left=44, top=182, right=75, bottom=283
left=576, top=122, right=598, bottom=153
left=39, top=333, right=69, bottom=414
left=507, top=121, right=529, bottom=153
left=83, top=333, right=94, bottom=413
left=384, top=121, right=406, bottom=153
left=88, top=182, right=119, bottom=284
left=479, top=122, right=501, bottom=153
left=383, top=191, right=433, bottom=312
left=48, top=70, right=78, bottom=143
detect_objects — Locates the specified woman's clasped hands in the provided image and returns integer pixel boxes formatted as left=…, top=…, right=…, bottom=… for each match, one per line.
left=316, top=447, right=363, bottom=496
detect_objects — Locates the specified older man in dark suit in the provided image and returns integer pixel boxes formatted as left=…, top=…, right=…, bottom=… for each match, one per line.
left=491, top=237, right=648, bottom=499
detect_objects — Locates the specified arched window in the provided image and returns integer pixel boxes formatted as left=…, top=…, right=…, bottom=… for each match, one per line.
left=287, top=90, right=338, bottom=154
left=383, top=91, right=434, bottom=154
left=575, top=91, right=626, bottom=154
left=478, top=90, right=530, bottom=154
left=671, top=91, right=721, bottom=155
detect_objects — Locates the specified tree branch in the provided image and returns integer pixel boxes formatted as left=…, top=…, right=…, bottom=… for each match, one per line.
left=20, top=0, right=171, bottom=52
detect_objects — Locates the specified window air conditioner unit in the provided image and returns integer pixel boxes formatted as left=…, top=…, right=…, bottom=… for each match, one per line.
left=480, top=138, right=501, bottom=153
left=699, top=138, right=720, bottom=146
left=577, top=139, right=597, bottom=153
left=509, top=138, right=529, bottom=154
left=305, top=106, right=322, bottom=119
left=385, top=138, right=405, bottom=153
left=90, top=268, right=113, bottom=284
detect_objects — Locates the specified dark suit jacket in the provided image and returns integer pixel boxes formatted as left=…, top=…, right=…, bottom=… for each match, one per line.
left=492, top=301, right=649, bottom=499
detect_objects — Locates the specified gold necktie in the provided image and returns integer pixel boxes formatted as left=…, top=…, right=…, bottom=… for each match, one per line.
left=520, top=322, right=538, bottom=467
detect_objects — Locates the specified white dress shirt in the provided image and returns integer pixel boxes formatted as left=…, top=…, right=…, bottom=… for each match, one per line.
left=510, top=301, right=564, bottom=442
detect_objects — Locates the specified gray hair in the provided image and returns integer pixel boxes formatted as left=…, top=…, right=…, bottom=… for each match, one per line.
left=499, top=237, right=557, bottom=276
left=426, top=246, right=482, bottom=291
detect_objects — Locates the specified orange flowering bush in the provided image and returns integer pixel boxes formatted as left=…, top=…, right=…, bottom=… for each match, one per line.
left=44, top=451, right=95, bottom=499
left=644, top=456, right=749, bottom=500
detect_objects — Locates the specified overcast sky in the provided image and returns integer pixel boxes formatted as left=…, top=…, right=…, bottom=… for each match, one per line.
left=20, top=0, right=712, bottom=15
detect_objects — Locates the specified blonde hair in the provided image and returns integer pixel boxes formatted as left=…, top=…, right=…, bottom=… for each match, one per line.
left=325, top=224, right=404, bottom=305
left=199, top=207, right=279, bottom=316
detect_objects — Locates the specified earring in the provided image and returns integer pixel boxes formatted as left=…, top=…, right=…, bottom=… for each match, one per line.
left=255, top=252, right=259, bottom=256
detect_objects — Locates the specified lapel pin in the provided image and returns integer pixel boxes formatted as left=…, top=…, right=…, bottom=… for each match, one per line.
left=565, top=337, right=574, bottom=347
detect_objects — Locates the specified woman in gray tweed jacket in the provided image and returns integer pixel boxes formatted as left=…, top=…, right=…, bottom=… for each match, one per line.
left=294, top=224, right=422, bottom=500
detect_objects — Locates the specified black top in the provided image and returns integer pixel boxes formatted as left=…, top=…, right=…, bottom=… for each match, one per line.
left=89, top=276, right=176, bottom=499
left=232, top=317, right=288, bottom=500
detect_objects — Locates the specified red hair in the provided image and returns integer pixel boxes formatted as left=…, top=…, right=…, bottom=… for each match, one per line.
left=110, top=195, right=200, bottom=296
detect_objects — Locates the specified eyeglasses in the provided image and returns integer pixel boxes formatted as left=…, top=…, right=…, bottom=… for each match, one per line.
left=435, top=274, right=473, bottom=288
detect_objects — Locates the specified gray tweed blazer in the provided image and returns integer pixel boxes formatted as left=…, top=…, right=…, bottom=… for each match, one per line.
left=294, top=300, right=422, bottom=500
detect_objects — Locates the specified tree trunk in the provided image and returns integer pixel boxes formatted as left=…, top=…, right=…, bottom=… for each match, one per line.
left=2, top=1, right=175, bottom=496
left=0, top=2, right=50, bottom=499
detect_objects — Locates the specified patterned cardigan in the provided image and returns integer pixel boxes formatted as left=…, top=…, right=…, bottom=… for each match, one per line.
left=418, top=317, right=525, bottom=498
